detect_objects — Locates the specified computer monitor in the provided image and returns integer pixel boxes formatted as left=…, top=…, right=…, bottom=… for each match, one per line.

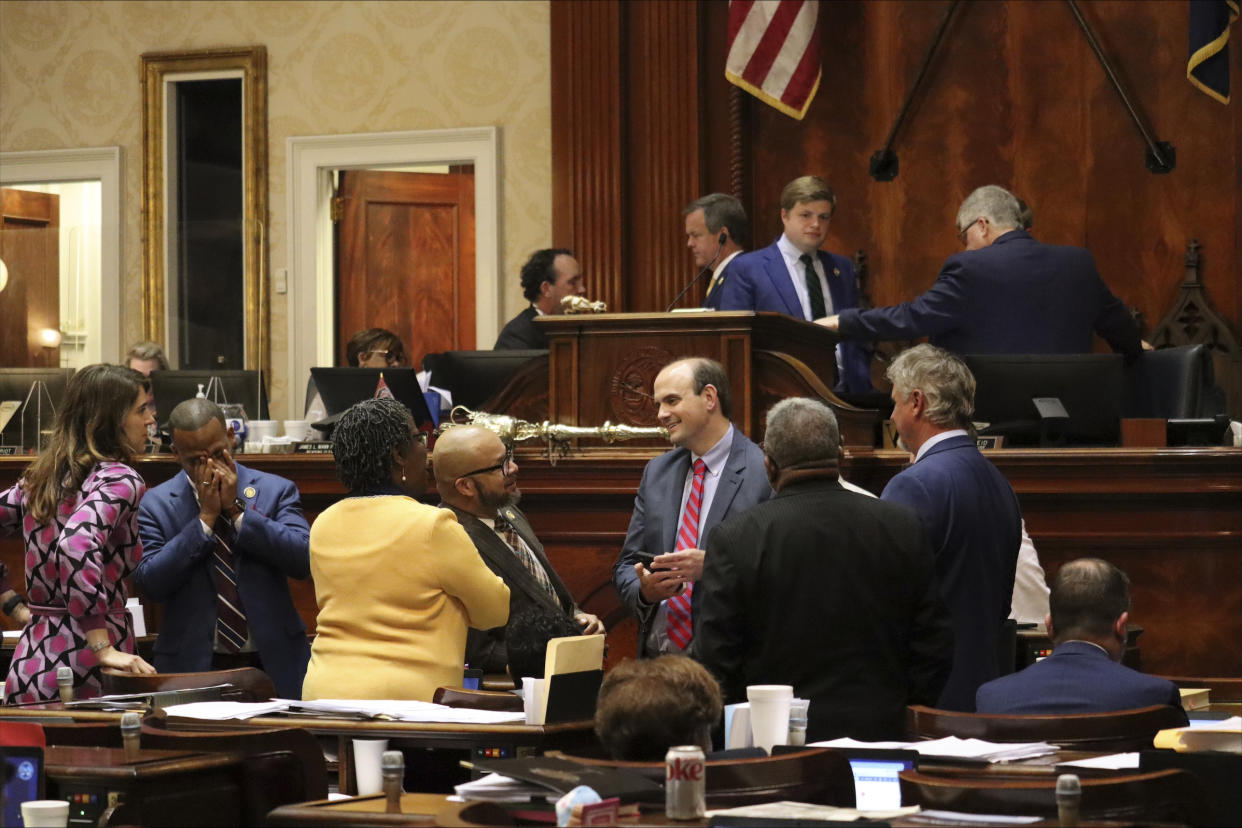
left=422, top=349, right=547, bottom=411
left=838, top=748, right=918, bottom=811
left=149, top=369, right=270, bottom=428
left=2, top=745, right=45, bottom=827
left=0, top=368, right=74, bottom=451
left=964, top=354, right=1124, bottom=447
left=309, top=367, right=433, bottom=428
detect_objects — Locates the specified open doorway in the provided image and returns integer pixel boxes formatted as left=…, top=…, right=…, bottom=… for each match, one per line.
left=332, top=164, right=476, bottom=373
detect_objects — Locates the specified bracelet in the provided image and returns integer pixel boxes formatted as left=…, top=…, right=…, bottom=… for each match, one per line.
left=1, top=594, right=25, bottom=616
left=88, top=640, right=111, bottom=654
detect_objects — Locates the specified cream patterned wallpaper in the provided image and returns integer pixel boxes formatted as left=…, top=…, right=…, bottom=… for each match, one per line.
left=0, top=0, right=552, bottom=414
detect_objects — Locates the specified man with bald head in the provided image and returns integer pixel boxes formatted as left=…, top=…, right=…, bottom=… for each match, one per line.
left=434, top=425, right=603, bottom=675
left=612, top=357, right=771, bottom=657
left=136, top=398, right=312, bottom=699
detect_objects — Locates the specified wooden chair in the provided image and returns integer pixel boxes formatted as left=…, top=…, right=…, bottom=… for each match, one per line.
left=899, top=768, right=1205, bottom=823
left=1158, top=675, right=1242, bottom=703
left=101, top=666, right=276, bottom=702
left=906, top=704, right=1188, bottom=752
left=139, top=724, right=327, bottom=826
left=0, top=720, right=45, bottom=746
left=545, top=747, right=855, bottom=808
left=432, top=686, right=523, bottom=712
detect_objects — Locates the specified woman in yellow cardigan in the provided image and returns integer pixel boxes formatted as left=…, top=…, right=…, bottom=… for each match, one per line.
left=302, top=398, right=509, bottom=701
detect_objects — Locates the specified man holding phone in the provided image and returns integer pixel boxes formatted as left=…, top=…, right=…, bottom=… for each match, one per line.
left=612, top=358, right=771, bottom=656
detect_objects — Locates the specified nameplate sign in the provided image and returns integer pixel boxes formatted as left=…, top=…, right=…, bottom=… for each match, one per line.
left=294, top=441, right=334, bottom=454
left=0, top=446, right=18, bottom=456
left=977, top=436, right=1004, bottom=450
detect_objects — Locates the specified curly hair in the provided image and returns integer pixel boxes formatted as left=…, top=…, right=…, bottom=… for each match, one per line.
left=21, top=364, right=150, bottom=525
left=519, top=248, right=573, bottom=303
left=331, top=398, right=414, bottom=493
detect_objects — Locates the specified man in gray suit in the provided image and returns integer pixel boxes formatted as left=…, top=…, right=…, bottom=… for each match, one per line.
left=612, top=358, right=772, bottom=657
left=435, top=425, right=604, bottom=675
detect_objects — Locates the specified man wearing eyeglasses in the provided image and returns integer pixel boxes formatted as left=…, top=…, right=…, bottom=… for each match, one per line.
left=433, top=425, right=604, bottom=676
left=818, top=185, right=1140, bottom=357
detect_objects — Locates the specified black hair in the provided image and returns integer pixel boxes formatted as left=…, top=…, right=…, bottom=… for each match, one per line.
left=519, top=248, right=574, bottom=303
left=331, top=398, right=413, bottom=493
left=506, top=604, right=581, bottom=681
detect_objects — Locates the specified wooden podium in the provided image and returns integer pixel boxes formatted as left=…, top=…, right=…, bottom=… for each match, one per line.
left=486, top=311, right=882, bottom=447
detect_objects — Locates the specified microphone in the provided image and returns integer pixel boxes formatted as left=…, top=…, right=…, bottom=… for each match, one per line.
left=666, top=231, right=728, bottom=312
left=1056, top=773, right=1080, bottom=827
left=57, top=666, right=74, bottom=704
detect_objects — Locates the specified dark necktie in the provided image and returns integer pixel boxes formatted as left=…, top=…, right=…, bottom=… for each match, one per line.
left=495, top=516, right=559, bottom=603
left=211, top=517, right=249, bottom=653
left=666, top=458, right=707, bottom=650
left=800, top=253, right=827, bottom=320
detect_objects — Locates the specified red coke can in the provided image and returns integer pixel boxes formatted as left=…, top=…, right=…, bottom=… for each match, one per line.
left=665, top=745, right=706, bottom=819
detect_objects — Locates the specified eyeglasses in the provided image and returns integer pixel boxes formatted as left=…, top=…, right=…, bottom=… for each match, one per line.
left=361, top=349, right=400, bottom=365
left=957, top=218, right=980, bottom=245
left=459, top=448, right=516, bottom=479
left=413, top=431, right=429, bottom=448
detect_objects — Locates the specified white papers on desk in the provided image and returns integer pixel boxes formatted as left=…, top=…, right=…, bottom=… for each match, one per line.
left=1154, top=716, right=1242, bottom=753
left=1056, top=752, right=1140, bottom=771
left=162, top=698, right=525, bottom=724
left=908, top=810, right=1042, bottom=824
left=810, top=735, right=1057, bottom=763
left=454, top=772, right=555, bottom=803
left=705, top=801, right=921, bottom=822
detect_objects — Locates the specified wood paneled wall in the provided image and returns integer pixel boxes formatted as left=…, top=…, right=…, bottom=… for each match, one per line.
left=552, top=0, right=1241, bottom=349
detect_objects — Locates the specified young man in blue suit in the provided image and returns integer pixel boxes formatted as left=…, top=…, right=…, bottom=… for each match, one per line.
left=820, top=185, right=1141, bottom=357
left=612, top=358, right=771, bottom=657
left=707, top=176, right=871, bottom=393
left=136, top=398, right=312, bottom=699
left=881, top=345, right=1022, bottom=711
left=976, top=558, right=1187, bottom=720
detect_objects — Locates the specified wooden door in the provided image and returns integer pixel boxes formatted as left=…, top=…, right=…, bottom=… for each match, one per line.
left=0, top=188, right=59, bottom=367
left=335, top=170, right=475, bottom=368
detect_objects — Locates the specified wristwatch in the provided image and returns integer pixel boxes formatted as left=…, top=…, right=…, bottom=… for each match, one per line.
left=223, top=497, right=246, bottom=518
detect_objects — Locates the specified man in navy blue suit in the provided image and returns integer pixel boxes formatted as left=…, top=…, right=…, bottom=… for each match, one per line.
left=136, top=398, right=312, bottom=699
left=707, top=176, right=872, bottom=392
left=612, top=358, right=771, bottom=657
left=881, top=345, right=1021, bottom=711
left=820, top=185, right=1141, bottom=357
left=976, top=558, right=1186, bottom=720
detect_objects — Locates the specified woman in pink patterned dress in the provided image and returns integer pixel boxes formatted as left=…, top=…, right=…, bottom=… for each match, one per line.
left=1, top=364, right=158, bottom=703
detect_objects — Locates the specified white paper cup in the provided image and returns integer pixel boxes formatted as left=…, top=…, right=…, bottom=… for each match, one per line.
left=22, top=801, right=69, bottom=828
left=352, top=738, right=389, bottom=795
left=522, top=676, right=545, bottom=725
left=283, top=419, right=309, bottom=441
left=247, top=419, right=279, bottom=441
left=747, top=684, right=794, bottom=753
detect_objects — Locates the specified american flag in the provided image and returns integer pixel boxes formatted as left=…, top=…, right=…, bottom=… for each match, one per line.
left=726, top=0, right=822, bottom=120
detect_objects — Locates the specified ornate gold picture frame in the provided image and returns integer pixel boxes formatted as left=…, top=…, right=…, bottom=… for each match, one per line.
left=140, top=46, right=267, bottom=376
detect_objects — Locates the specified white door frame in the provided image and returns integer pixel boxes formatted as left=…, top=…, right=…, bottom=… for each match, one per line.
left=0, top=147, right=123, bottom=362
left=286, top=127, right=501, bottom=419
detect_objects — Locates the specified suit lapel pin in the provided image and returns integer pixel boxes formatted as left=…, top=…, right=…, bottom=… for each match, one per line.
left=244, top=486, right=257, bottom=499
left=833, top=267, right=840, bottom=276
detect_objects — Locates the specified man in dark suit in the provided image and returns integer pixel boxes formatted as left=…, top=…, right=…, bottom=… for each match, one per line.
left=695, top=398, right=954, bottom=741
left=821, top=185, right=1141, bottom=357
left=612, top=358, right=771, bottom=657
left=683, top=193, right=747, bottom=307
left=707, top=176, right=871, bottom=392
left=433, top=424, right=603, bottom=674
left=136, top=399, right=311, bottom=699
left=880, top=345, right=1022, bottom=711
left=977, top=558, right=1186, bottom=720
left=494, top=248, right=585, bottom=350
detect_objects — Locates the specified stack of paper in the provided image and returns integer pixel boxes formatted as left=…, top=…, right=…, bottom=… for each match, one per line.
left=705, top=800, right=921, bottom=822
left=811, top=735, right=1057, bottom=763
left=1154, top=715, right=1242, bottom=753
left=162, top=698, right=525, bottom=724
left=454, top=772, right=552, bottom=803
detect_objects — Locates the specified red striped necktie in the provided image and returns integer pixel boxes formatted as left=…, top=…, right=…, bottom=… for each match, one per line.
left=211, top=517, right=249, bottom=653
left=666, top=458, right=706, bottom=650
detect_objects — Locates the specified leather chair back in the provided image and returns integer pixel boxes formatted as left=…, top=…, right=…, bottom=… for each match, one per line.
left=906, top=703, right=1188, bottom=752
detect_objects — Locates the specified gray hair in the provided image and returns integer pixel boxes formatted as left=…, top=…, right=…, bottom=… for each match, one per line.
left=126, top=341, right=169, bottom=370
left=169, top=397, right=226, bottom=433
left=955, top=185, right=1021, bottom=234
left=886, top=345, right=976, bottom=429
left=763, top=397, right=840, bottom=468
left=683, top=193, right=749, bottom=243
